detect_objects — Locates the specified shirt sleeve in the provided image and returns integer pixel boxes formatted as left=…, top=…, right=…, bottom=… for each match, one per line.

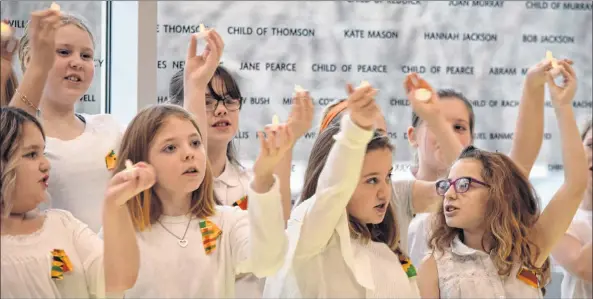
left=231, top=175, right=288, bottom=278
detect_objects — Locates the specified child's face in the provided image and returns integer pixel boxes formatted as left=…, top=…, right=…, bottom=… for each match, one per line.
left=12, top=122, right=50, bottom=214
left=148, top=116, right=207, bottom=196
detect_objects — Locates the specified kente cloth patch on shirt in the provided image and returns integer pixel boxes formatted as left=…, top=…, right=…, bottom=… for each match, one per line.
left=199, top=219, right=222, bottom=255
left=516, top=267, right=540, bottom=288
left=232, top=196, right=248, bottom=210
left=50, top=249, right=73, bottom=280
left=399, top=255, right=417, bottom=278
left=105, top=150, right=117, bottom=170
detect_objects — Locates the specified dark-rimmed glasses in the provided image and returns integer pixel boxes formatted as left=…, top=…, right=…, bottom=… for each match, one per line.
left=435, top=177, right=489, bottom=196
left=205, top=96, right=241, bottom=112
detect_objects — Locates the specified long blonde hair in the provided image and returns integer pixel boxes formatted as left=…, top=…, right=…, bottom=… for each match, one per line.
left=114, top=104, right=220, bottom=231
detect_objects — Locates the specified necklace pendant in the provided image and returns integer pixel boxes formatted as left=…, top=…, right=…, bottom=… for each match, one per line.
left=178, top=239, right=188, bottom=248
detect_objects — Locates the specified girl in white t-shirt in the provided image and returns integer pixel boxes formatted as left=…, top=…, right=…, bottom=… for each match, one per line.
left=168, top=61, right=313, bottom=298
left=0, top=107, right=128, bottom=298
left=101, top=32, right=288, bottom=298
left=102, top=103, right=290, bottom=298
left=552, top=119, right=592, bottom=299
left=417, top=61, right=588, bottom=298
left=266, top=82, right=422, bottom=298
left=10, top=9, right=122, bottom=232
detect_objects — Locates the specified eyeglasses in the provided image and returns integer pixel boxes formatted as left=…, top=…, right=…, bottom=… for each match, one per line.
left=205, top=96, right=241, bottom=112
left=435, top=177, right=489, bottom=196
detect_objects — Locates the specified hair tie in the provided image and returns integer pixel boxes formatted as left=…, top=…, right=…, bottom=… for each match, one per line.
left=319, top=101, right=348, bottom=132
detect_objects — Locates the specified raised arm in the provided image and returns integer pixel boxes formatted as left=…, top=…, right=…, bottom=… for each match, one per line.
left=404, top=73, right=464, bottom=213
left=508, top=59, right=557, bottom=176
left=533, top=61, right=588, bottom=266
left=276, top=90, right=314, bottom=222
left=103, top=161, right=156, bottom=293
left=233, top=124, right=293, bottom=277
left=183, top=29, right=225, bottom=153
left=294, top=85, right=377, bottom=258
left=8, top=10, right=61, bottom=115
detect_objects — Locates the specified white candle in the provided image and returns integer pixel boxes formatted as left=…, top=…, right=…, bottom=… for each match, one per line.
left=414, top=88, right=432, bottom=102
left=0, top=22, right=12, bottom=40
left=125, top=160, right=134, bottom=172
left=546, top=50, right=562, bottom=78
left=194, top=23, right=208, bottom=39
left=294, top=84, right=306, bottom=93
left=50, top=2, right=60, bottom=11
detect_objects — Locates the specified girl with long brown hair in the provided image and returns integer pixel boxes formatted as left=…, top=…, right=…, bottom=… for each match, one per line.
left=407, top=58, right=562, bottom=266
left=101, top=31, right=290, bottom=297
left=265, top=81, right=427, bottom=298
left=169, top=67, right=313, bottom=297
left=417, top=61, right=589, bottom=298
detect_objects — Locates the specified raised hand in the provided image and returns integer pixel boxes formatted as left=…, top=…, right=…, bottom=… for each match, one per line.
left=26, top=9, right=62, bottom=71
left=403, top=73, right=440, bottom=122
left=525, top=57, right=573, bottom=89
left=253, top=124, right=294, bottom=180
left=105, top=161, right=156, bottom=207
left=287, top=88, right=314, bottom=144
left=346, top=82, right=379, bottom=130
left=184, top=29, right=225, bottom=89
left=547, top=60, right=577, bottom=108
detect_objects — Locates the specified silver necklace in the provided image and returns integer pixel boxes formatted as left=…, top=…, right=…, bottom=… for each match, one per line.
left=157, top=216, right=192, bottom=248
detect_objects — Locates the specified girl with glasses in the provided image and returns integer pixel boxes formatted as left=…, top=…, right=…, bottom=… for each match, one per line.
left=417, top=61, right=588, bottom=298
left=407, top=57, right=568, bottom=266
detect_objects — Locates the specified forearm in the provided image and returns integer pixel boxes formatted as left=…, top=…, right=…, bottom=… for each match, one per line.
left=183, top=84, right=208, bottom=149
left=246, top=175, right=287, bottom=277
left=8, top=65, right=47, bottom=115
left=509, top=84, right=545, bottom=176
left=274, top=148, right=293, bottom=223
left=102, top=201, right=139, bottom=293
left=554, top=105, right=588, bottom=192
left=425, top=116, right=464, bottom=165
left=575, top=242, right=593, bottom=282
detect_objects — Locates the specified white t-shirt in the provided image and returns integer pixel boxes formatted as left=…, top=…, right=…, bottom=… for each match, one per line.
left=213, top=159, right=262, bottom=298
left=213, top=159, right=251, bottom=207
left=45, top=114, right=123, bottom=232
left=124, top=177, right=287, bottom=298
left=408, top=212, right=432, bottom=266
left=0, top=209, right=105, bottom=298
left=561, top=208, right=592, bottom=299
